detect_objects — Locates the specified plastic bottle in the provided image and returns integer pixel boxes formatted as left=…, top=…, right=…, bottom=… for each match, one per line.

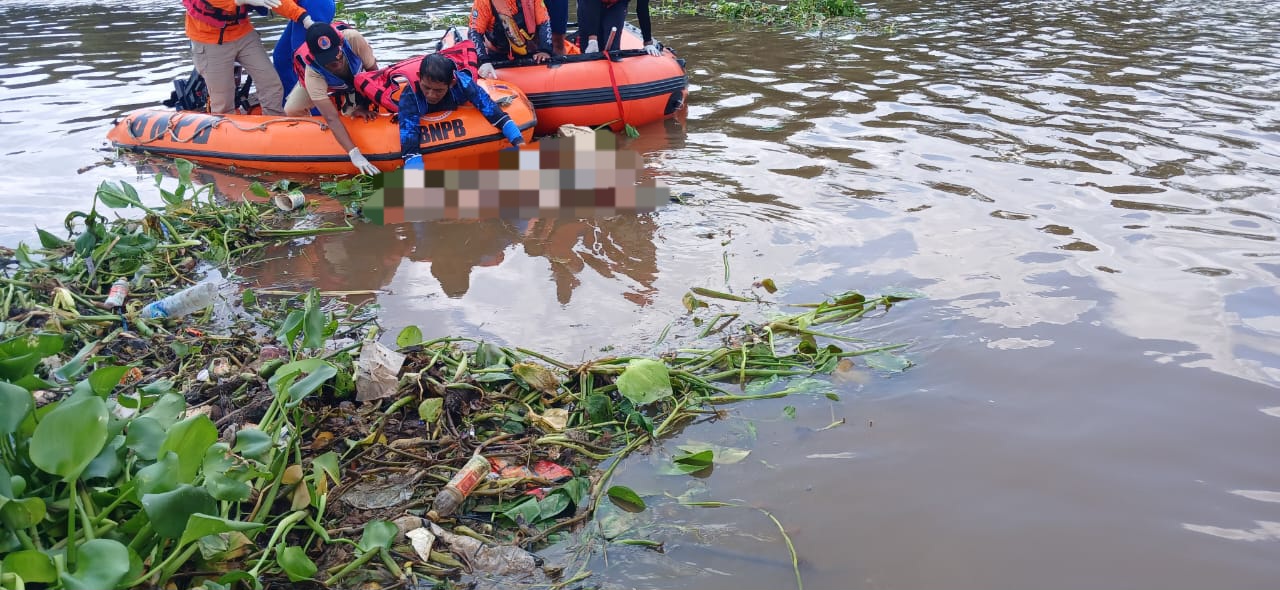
left=132, top=264, right=152, bottom=289
left=431, top=454, right=492, bottom=517
left=140, top=282, right=218, bottom=319
left=103, top=278, right=129, bottom=309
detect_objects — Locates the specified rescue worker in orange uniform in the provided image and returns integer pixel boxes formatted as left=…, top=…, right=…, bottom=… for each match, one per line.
left=182, top=0, right=317, bottom=115
left=468, top=0, right=553, bottom=79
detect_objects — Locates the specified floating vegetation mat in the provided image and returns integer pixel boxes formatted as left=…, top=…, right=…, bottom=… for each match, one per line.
left=0, top=160, right=917, bottom=589
left=653, top=0, right=876, bottom=31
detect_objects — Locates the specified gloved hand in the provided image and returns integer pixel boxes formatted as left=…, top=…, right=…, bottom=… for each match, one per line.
left=501, top=120, right=523, bottom=147
left=236, top=0, right=281, bottom=9
left=301, top=14, right=315, bottom=28
left=644, top=43, right=661, bottom=57
left=348, top=147, right=380, bottom=176
left=585, top=39, right=599, bottom=54
left=477, top=63, right=497, bottom=79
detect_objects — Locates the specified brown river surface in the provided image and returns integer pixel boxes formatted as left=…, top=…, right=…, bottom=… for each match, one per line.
left=2, top=0, right=1279, bottom=588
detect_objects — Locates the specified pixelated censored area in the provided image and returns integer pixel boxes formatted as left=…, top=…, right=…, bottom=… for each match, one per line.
left=364, top=134, right=669, bottom=223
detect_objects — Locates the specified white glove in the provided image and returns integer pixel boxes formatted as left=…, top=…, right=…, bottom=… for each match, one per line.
left=237, top=0, right=281, bottom=8
left=585, top=39, right=599, bottom=54
left=644, top=43, right=661, bottom=57
left=301, top=15, right=315, bottom=28
left=477, top=63, right=497, bottom=79
left=348, top=147, right=380, bottom=176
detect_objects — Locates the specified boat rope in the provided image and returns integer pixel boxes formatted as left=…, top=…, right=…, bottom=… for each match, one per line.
left=602, top=27, right=627, bottom=128
left=127, top=114, right=331, bottom=145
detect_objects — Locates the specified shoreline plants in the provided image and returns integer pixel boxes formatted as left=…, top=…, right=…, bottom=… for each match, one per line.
left=0, top=160, right=916, bottom=589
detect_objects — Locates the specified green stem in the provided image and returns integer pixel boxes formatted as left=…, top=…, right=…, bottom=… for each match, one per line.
left=74, top=486, right=96, bottom=541
left=65, top=481, right=78, bottom=567
left=325, top=547, right=379, bottom=585
left=248, top=510, right=307, bottom=577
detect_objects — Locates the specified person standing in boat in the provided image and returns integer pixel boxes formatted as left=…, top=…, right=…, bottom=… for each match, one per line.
left=398, top=53, right=525, bottom=159
left=272, top=0, right=336, bottom=105
left=183, top=0, right=316, bottom=115
left=577, top=0, right=661, bottom=56
left=545, top=0, right=569, bottom=56
left=284, top=23, right=382, bottom=175
left=468, top=0, right=553, bottom=79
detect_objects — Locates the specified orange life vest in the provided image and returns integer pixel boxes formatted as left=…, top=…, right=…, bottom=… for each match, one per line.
left=353, top=41, right=480, bottom=113
left=182, top=0, right=249, bottom=30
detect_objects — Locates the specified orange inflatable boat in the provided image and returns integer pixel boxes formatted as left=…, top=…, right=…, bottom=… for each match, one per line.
left=107, top=79, right=535, bottom=174
left=441, top=26, right=687, bottom=135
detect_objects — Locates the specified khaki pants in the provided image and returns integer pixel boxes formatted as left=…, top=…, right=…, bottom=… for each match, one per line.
left=285, top=83, right=358, bottom=117
left=191, top=29, right=284, bottom=116
left=283, top=83, right=316, bottom=116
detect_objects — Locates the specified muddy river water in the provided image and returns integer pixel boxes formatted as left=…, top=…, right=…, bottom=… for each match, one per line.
left=2, top=0, right=1278, bottom=588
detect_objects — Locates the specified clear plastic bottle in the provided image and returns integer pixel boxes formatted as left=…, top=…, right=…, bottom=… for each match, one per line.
left=131, top=264, right=153, bottom=289
left=431, top=454, right=491, bottom=517
left=140, top=282, right=218, bottom=319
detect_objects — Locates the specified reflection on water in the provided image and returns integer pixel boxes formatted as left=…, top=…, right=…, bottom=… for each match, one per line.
left=3, top=0, right=1280, bottom=588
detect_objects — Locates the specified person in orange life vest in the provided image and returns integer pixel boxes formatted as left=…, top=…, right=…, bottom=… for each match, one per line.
left=398, top=54, right=524, bottom=159
left=284, top=24, right=381, bottom=175
left=469, top=0, right=553, bottom=79
left=578, top=0, right=660, bottom=56
left=183, top=0, right=316, bottom=115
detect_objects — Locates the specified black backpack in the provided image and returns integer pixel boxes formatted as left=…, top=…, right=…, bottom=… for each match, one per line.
left=163, top=68, right=255, bottom=112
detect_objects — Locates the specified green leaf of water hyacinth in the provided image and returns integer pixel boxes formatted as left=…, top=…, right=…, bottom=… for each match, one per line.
left=142, top=484, right=216, bottom=539
left=179, top=513, right=263, bottom=547
left=88, top=365, right=131, bottom=397
left=676, top=442, right=751, bottom=465
left=616, top=359, right=673, bottom=406
left=0, top=496, right=46, bottom=530
left=232, top=428, right=271, bottom=460
left=864, top=351, right=911, bottom=372
left=30, top=395, right=108, bottom=480
left=37, top=228, right=67, bottom=248
left=0, top=381, right=33, bottom=436
left=356, top=520, right=397, bottom=553
left=59, top=539, right=130, bottom=590
left=418, top=398, right=443, bottom=423
left=302, top=289, right=325, bottom=350
left=278, top=545, right=318, bottom=581
left=397, top=325, right=423, bottom=348
left=159, top=414, right=218, bottom=483
left=606, top=486, right=646, bottom=512
left=2, top=549, right=56, bottom=583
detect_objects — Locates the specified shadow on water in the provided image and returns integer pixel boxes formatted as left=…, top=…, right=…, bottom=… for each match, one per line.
left=3, top=0, right=1280, bottom=588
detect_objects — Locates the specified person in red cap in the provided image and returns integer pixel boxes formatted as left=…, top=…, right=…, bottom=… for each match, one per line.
left=285, top=23, right=382, bottom=175
left=182, top=0, right=316, bottom=115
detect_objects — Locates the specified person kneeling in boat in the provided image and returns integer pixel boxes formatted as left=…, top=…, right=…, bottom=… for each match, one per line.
left=284, top=23, right=382, bottom=175
left=398, top=53, right=525, bottom=159
left=469, top=0, right=553, bottom=79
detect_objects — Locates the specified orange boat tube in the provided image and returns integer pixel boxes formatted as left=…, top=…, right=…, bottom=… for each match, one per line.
left=445, top=27, right=687, bottom=135
left=106, top=79, right=536, bottom=174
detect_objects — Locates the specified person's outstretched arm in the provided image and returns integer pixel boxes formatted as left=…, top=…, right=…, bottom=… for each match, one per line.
left=458, top=72, right=523, bottom=146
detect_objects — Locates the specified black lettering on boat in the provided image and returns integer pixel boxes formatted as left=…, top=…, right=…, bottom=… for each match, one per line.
left=450, top=119, right=466, bottom=138
left=128, top=113, right=152, bottom=139
left=170, top=115, right=197, bottom=141
left=147, top=113, right=172, bottom=141
left=170, top=113, right=215, bottom=145
left=189, top=116, right=215, bottom=145
left=427, top=122, right=448, bottom=143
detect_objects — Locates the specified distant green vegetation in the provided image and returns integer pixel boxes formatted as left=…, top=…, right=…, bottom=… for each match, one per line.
left=654, top=0, right=870, bottom=29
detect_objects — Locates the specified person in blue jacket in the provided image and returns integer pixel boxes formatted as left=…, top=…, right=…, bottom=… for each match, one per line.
left=398, top=53, right=525, bottom=159
left=272, top=0, right=336, bottom=105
